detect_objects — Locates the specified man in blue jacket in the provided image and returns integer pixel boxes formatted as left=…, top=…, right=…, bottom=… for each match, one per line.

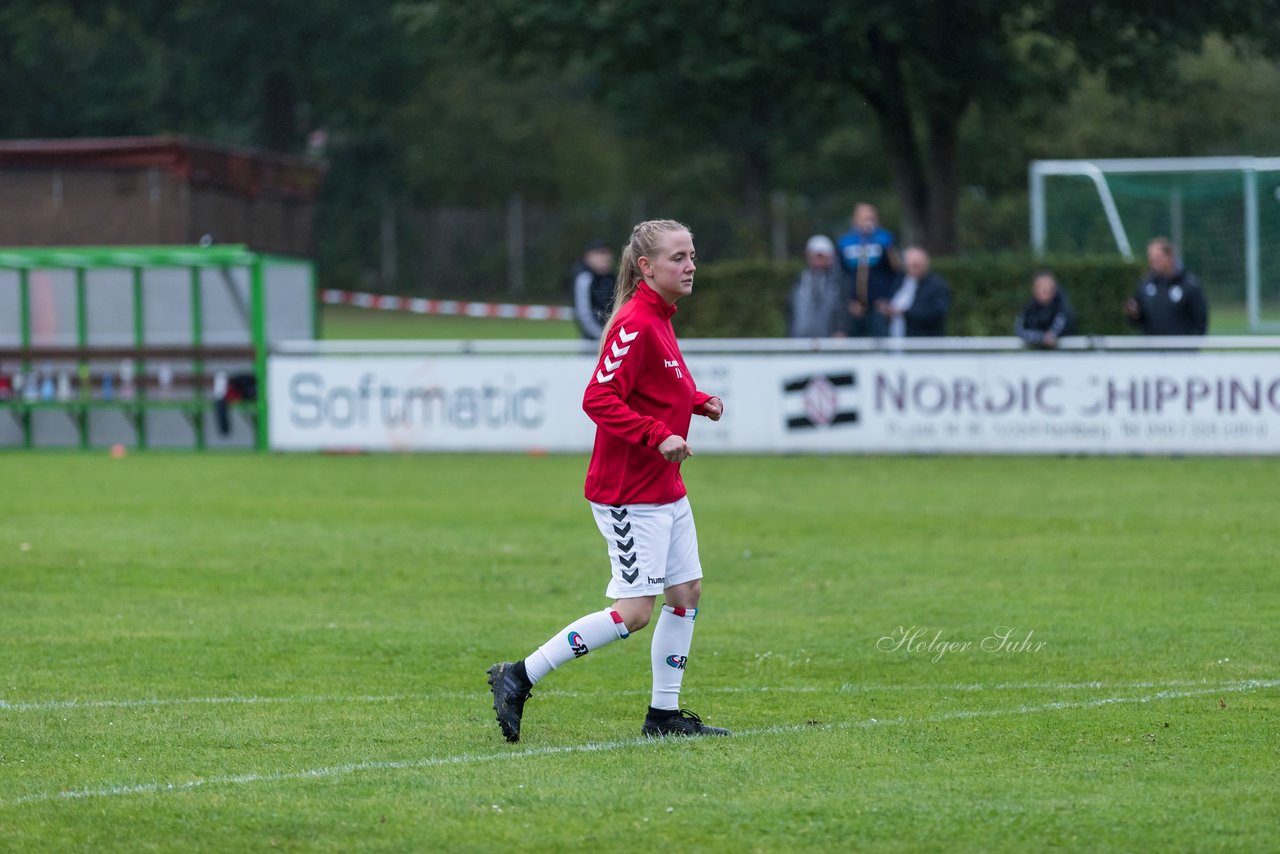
left=837, top=203, right=900, bottom=337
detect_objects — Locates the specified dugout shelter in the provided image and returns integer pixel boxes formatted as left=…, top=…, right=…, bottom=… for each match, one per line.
left=0, top=245, right=314, bottom=451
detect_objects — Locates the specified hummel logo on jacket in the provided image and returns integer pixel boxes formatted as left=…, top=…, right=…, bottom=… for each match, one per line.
left=582, top=283, right=715, bottom=505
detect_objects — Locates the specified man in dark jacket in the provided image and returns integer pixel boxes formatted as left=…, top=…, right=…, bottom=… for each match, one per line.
left=878, top=246, right=951, bottom=337
left=1125, top=237, right=1209, bottom=335
left=1016, top=270, right=1077, bottom=348
left=571, top=240, right=617, bottom=341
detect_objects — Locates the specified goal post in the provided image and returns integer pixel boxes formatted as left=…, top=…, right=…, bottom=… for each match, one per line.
left=1030, top=157, right=1280, bottom=332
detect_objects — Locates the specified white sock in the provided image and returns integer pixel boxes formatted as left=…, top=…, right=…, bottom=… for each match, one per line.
left=524, top=608, right=629, bottom=685
left=650, top=605, right=697, bottom=710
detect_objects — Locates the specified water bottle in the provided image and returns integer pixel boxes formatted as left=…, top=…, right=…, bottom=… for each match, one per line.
left=157, top=362, right=173, bottom=397
left=55, top=370, right=73, bottom=402
left=120, top=360, right=136, bottom=400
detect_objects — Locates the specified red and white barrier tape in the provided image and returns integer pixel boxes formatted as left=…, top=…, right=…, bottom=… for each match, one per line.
left=320, top=289, right=574, bottom=321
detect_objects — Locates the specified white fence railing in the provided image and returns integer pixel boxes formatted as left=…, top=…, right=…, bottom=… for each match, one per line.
left=275, top=335, right=1280, bottom=357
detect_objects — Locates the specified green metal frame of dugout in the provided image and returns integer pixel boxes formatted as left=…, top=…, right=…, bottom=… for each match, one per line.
left=0, top=246, right=315, bottom=451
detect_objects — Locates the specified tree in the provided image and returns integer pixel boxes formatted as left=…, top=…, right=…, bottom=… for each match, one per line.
left=412, top=0, right=1280, bottom=255
left=0, top=0, right=418, bottom=151
left=410, top=0, right=832, bottom=253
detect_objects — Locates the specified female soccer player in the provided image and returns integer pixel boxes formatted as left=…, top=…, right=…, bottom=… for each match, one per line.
left=487, top=219, right=729, bottom=742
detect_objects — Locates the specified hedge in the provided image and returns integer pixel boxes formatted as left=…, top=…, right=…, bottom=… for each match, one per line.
left=673, top=254, right=1144, bottom=339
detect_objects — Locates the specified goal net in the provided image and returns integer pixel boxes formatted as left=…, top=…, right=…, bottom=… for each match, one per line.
left=1030, top=157, right=1280, bottom=332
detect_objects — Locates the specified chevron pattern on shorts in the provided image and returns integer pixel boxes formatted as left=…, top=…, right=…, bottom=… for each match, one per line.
left=610, top=504, right=639, bottom=584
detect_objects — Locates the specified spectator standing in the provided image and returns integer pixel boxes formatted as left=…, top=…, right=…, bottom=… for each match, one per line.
left=837, top=203, right=900, bottom=337
left=787, top=235, right=850, bottom=338
left=571, top=239, right=617, bottom=340
left=880, top=246, right=950, bottom=337
left=1015, top=270, right=1077, bottom=348
left=1125, top=237, right=1209, bottom=335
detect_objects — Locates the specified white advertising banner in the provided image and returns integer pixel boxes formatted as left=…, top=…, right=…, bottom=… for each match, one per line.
left=268, top=355, right=597, bottom=451
left=269, top=352, right=1280, bottom=455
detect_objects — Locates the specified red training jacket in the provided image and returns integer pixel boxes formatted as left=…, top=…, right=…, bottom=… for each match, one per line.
left=582, top=282, right=714, bottom=505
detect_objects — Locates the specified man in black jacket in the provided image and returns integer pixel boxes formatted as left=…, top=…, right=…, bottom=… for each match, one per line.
left=878, top=246, right=951, bottom=337
left=571, top=240, right=617, bottom=341
left=1016, top=270, right=1077, bottom=348
left=1125, top=237, right=1209, bottom=336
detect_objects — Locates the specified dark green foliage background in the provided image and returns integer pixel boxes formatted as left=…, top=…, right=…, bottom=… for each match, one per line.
left=675, top=256, right=1143, bottom=338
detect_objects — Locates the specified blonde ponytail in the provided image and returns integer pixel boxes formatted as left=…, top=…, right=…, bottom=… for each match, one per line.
left=599, top=219, right=691, bottom=351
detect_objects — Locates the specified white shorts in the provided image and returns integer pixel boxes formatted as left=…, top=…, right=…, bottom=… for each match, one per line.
left=589, top=496, right=703, bottom=599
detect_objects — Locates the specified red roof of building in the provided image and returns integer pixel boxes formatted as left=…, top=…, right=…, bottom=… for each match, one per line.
left=0, top=136, right=327, bottom=201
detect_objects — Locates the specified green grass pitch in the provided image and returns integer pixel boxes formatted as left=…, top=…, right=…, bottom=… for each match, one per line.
left=320, top=305, right=580, bottom=340
left=2, top=453, right=1277, bottom=851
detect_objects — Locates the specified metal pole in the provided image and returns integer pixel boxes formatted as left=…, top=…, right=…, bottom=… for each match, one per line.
left=75, top=266, right=89, bottom=450
left=1169, top=188, right=1183, bottom=262
left=250, top=257, right=269, bottom=451
left=1030, top=161, right=1133, bottom=261
left=309, top=260, right=320, bottom=341
left=507, top=193, right=524, bottom=297
left=1029, top=163, right=1046, bottom=257
left=1086, top=166, right=1133, bottom=261
left=1244, top=169, right=1261, bottom=331
left=133, top=267, right=148, bottom=449
left=380, top=192, right=397, bottom=290
left=18, top=268, right=32, bottom=449
left=190, top=266, right=205, bottom=450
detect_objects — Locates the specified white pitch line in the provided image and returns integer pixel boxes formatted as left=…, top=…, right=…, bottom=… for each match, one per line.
left=4, top=679, right=1275, bottom=809
left=0, top=693, right=427, bottom=713
left=0, top=677, right=1259, bottom=713
left=5, top=738, right=664, bottom=808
